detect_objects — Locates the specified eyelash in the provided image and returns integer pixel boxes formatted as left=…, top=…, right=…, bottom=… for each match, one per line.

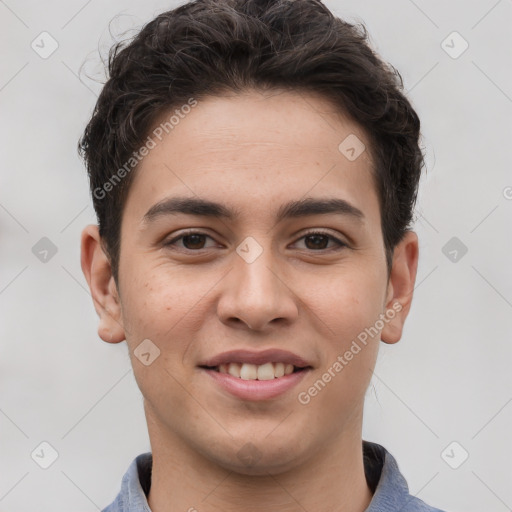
left=164, top=229, right=348, bottom=253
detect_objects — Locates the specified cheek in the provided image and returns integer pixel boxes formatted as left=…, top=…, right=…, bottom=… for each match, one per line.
left=305, top=269, right=385, bottom=344
left=301, top=270, right=383, bottom=400
left=120, top=261, right=213, bottom=340
left=301, top=278, right=381, bottom=425
left=119, top=269, right=197, bottom=411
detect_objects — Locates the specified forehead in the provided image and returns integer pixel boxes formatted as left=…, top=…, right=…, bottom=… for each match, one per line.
left=123, top=89, right=379, bottom=226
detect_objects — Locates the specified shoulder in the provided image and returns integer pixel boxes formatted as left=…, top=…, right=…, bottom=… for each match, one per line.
left=398, top=494, right=448, bottom=511
left=101, top=452, right=153, bottom=512
left=363, top=440, right=448, bottom=512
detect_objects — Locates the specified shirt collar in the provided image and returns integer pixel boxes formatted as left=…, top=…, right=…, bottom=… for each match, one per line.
left=362, top=440, right=413, bottom=511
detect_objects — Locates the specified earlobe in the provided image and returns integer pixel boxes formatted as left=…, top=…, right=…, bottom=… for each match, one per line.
left=380, top=230, right=419, bottom=345
left=80, top=224, right=126, bottom=344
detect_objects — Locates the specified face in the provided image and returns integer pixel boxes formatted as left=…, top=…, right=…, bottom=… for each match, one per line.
left=82, top=89, right=418, bottom=475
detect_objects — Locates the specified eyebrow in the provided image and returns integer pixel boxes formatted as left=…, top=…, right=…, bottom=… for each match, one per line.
left=142, top=196, right=365, bottom=225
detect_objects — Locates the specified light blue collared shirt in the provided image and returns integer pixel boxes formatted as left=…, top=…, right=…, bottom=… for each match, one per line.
left=102, top=440, right=446, bottom=511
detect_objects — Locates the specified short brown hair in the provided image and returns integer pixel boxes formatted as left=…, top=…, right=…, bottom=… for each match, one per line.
left=78, top=0, right=424, bottom=282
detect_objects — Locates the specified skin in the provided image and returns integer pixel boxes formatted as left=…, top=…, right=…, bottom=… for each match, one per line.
left=81, top=89, right=418, bottom=512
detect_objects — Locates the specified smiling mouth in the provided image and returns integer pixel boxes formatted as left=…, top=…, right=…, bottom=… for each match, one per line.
left=200, top=362, right=309, bottom=380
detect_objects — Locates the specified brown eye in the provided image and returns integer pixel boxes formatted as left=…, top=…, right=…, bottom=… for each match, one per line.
left=164, top=231, right=217, bottom=251
left=295, top=231, right=347, bottom=251
left=304, top=234, right=330, bottom=250
left=181, top=234, right=207, bottom=249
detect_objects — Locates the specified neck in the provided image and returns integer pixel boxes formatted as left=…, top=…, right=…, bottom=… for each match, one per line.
left=146, top=418, right=373, bottom=512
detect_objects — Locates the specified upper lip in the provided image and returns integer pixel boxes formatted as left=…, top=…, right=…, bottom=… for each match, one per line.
left=199, top=349, right=311, bottom=368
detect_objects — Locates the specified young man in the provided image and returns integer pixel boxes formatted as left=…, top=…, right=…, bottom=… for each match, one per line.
left=79, top=0, right=446, bottom=510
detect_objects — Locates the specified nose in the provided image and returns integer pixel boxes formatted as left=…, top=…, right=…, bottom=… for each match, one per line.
left=216, top=240, right=299, bottom=332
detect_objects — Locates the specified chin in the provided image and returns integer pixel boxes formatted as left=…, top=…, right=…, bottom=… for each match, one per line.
left=203, top=437, right=307, bottom=476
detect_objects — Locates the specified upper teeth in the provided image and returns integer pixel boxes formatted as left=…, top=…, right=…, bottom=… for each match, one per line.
left=217, top=362, right=295, bottom=380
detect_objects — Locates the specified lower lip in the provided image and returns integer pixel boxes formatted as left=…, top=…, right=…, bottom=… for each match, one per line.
left=202, top=368, right=310, bottom=401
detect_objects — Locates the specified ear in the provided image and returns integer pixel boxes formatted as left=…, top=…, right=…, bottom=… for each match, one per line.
left=80, top=224, right=126, bottom=344
left=380, top=230, right=419, bottom=345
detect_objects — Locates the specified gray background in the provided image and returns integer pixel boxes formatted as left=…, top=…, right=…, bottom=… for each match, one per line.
left=1, top=0, right=511, bottom=511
